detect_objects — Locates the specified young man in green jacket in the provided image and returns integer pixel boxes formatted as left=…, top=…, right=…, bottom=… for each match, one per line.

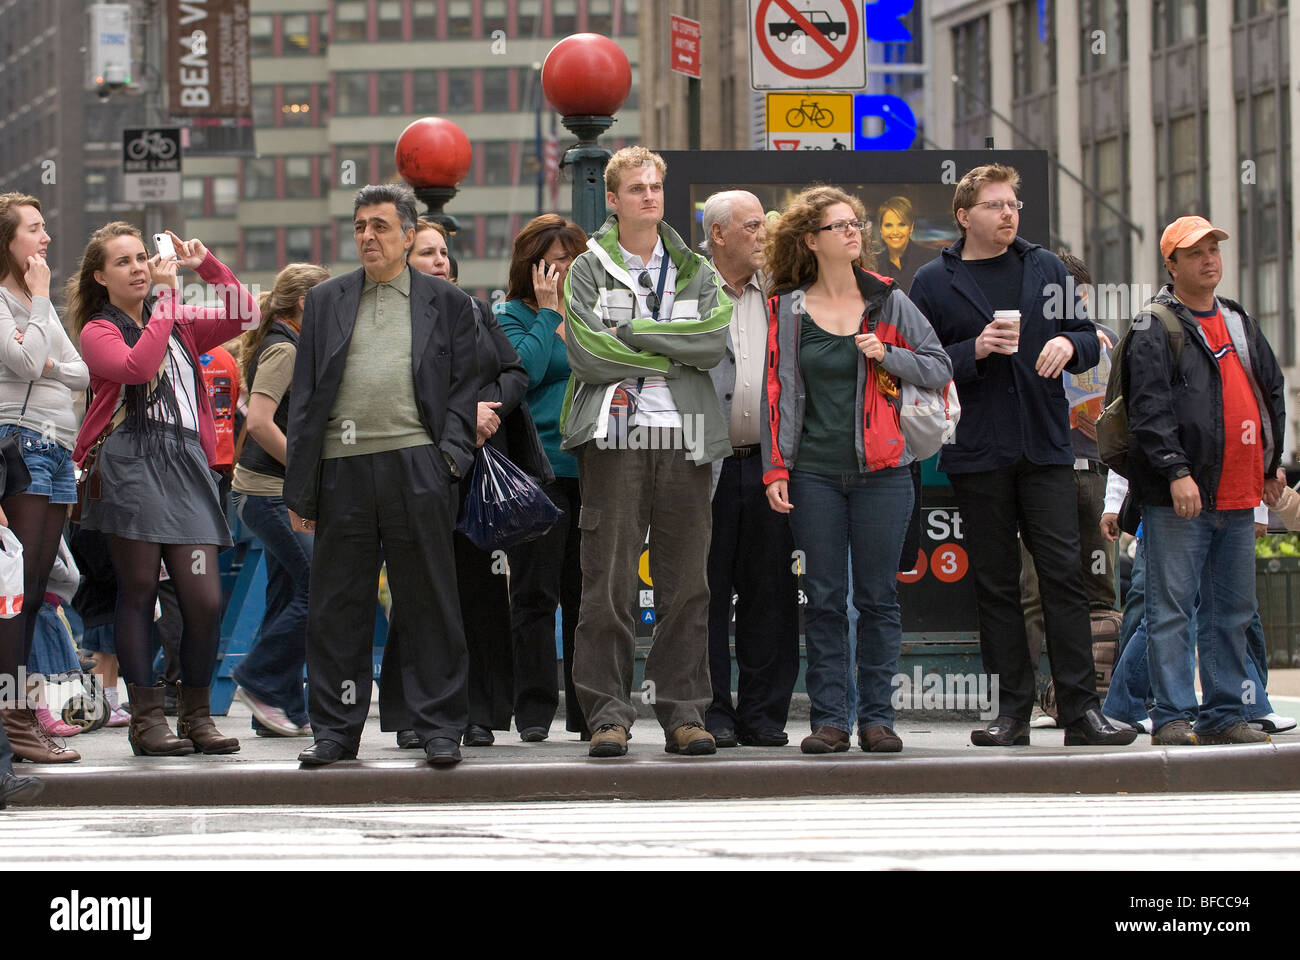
left=561, top=146, right=732, bottom=758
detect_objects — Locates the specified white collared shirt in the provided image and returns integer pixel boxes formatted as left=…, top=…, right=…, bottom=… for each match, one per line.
left=606, top=237, right=682, bottom=434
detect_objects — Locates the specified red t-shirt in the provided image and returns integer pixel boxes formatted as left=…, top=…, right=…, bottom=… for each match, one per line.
left=199, top=346, right=240, bottom=471
left=1194, top=306, right=1262, bottom=509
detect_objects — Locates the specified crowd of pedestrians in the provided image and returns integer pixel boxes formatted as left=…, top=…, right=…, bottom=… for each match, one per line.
left=0, top=148, right=1295, bottom=807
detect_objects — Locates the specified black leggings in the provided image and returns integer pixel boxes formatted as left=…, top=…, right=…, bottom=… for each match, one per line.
left=0, top=494, right=68, bottom=683
left=106, top=537, right=222, bottom=690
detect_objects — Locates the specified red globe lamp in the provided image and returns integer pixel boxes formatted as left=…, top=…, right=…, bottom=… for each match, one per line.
left=395, top=117, right=473, bottom=237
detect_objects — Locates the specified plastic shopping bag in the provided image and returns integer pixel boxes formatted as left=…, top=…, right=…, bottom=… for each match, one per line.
left=0, top=525, right=24, bottom=619
left=455, top=444, right=562, bottom=552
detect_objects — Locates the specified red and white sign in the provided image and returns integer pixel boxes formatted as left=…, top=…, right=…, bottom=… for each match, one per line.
left=670, top=15, right=701, bottom=79
left=748, top=0, right=865, bottom=90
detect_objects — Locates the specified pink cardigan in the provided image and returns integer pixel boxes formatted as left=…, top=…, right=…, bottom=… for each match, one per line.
left=74, top=253, right=260, bottom=466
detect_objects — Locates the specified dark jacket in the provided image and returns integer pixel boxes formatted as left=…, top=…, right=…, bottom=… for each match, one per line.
left=284, top=266, right=479, bottom=521
left=238, top=320, right=296, bottom=481
left=469, top=297, right=552, bottom=484
left=877, top=240, right=934, bottom=295
left=908, top=235, right=1099, bottom=474
left=1123, top=285, right=1285, bottom=511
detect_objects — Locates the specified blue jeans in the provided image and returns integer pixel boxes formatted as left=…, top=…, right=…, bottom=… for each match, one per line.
left=1143, top=506, right=1256, bottom=734
left=788, top=467, right=913, bottom=732
left=231, top=492, right=312, bottom=726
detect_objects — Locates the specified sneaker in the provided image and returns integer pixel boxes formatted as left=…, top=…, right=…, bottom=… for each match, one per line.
left=233, top=687, right=299, bottom=737
left=105, top=704, right=131, bottom=728
left=665, top=721, right=716, bottom=755
left=1197, top=722, right=1271, bottom=745
left=1029, top=713, right=1058, bottom=728
left=1151, top=719, right=1198, bottom=745
left=1138, top=717, right=1154, bottom=735
left=34, top=704, right=83, bottom=738
left=1105, top=715, right=1152, bottom=735
left=1249, top=713, right=1297, bottom=734
left=588, top=723, right=628, bottom=758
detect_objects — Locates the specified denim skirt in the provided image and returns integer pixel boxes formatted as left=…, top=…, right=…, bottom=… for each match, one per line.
left=0, top=423, right=77, bottom=504
left=80, top=426, right=232, bottom=547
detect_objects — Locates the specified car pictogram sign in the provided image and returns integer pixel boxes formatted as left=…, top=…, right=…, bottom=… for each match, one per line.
left=749, top=0, right=866, bottom=90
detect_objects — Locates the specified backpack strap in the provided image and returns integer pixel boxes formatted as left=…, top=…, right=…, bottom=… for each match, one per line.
left=1142, top=302, right=1185, bottom=364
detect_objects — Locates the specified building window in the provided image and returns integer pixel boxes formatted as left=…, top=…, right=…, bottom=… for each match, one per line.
left=243, top=158, right=278, bottom=199
left=250, top=15, right=274, bottom=57
left=1079, top=0, right=1127, bottom=73
left=518, top=0, right=542, bottom=36
left=1235, top=0, right=1288, bottom=18
left=378, top=0, right=404, bottom=41
left=1237, top=82, right=1292, bottom=362
left=336, top=72, right=371, bottom=115
left=377, top=143, right=399, bottom=183
left=448, top=0, right=473, bottom=38
left=286, top=227, right=315, bottom=263
left=484, top=214, right=512, bottom=258
left=285, top=157, right=315, bottom=198
left=336, top=218, right=359, bottom=261
left=252, top=86, right=275, bottom=127
left=412, top=0, right=437, bottom=37
left=589, top=0, right=614, bottom=35
left=483, top=70, right=509, bottom=111
left=483, top=0, right=507, bottom=34
left=1152, top=0, right=1206, bottom=47
left=378, top=72, right=406, bottom=114
left=281, top=84, right=314, bottom=126
left=553, top=0, right=578, bottom=34
left=283, top=14, right=311, bottom=54
left=1012, top=0, right=1055, bottom=96
left=480, top=142, right=513, bottom=185
left=244, top=228, right=278, bottom=270
left=181, top=177, right=205, bottom=219
left=1081, top=136, right=1131, bottom=315
left=447, top=70, right=474, bottom=111
left=952, top=16, right=991, bottom=148
left=334, top=1, right=368, bottom=42
left=213, top=176, right=238, bottom=216
left=413, top=71, right=439, bottom=112
left=622, top=0, right=639, bottom=34
left=337, top=146, right=372, bottom=187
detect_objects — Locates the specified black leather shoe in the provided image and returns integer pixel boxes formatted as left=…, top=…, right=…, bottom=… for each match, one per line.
left=519, top=726, right=548, bottom=742
left=1064, top=706, right=1139, bottom=746
left=739, top=728, right=789, bottom=747
left=710, top=727, right=740, bottom=748
left=425, top=738, right=462, bottom=766
left=970, top=716, right=1030, bottom=746
left=396, top=729, right=422, bottom=749
left=462, top=724, right=494, bottom=746
left=0, top=770, right=43, bottom=809
left=297, top=740, right=356, bottom=766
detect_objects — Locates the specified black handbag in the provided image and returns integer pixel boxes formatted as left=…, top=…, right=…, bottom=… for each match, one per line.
left=0, top=383, right=35, bottom=501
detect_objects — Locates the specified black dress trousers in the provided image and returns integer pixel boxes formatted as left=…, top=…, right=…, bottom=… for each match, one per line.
left=705, top=453, right=801, bottom=737
left=308, top=444, right=467, bottom=749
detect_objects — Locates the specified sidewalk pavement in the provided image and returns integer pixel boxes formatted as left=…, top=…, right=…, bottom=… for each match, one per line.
left=20, top=687, right=1300, bottom=808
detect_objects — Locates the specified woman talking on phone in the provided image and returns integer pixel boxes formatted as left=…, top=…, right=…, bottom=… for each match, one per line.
left=0, top=193, right=87, bottom=764
left=761, top=186, right=951, bottom=756
left=69, top=223, right=260, bottom=757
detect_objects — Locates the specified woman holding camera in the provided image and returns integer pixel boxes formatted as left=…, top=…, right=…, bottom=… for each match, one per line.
left=762, top=186, right=951, bottom=755
left=69, top=223, right=259, bottom=757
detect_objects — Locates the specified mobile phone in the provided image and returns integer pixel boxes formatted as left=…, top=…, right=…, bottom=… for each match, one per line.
left=153, top=233, right=177, bottom=260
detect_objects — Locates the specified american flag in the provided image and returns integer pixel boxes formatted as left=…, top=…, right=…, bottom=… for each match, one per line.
left=544, top=116, right=561, bottom=211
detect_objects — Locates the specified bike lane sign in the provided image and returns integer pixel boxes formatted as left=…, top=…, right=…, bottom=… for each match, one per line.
left=123, top=127, right=182, bottom=203
left=766, top=92, right=853, bottom=150
left=749, top=0, right=866, bottom=90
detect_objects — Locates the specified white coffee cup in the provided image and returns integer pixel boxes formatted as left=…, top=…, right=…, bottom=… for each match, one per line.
left=993, top=309, right=1021, bottom=352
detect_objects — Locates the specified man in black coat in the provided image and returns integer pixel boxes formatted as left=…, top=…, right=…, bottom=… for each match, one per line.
left=285, top=182, right=479, bottom=766
left=909, top=163, right=1135, bottom=748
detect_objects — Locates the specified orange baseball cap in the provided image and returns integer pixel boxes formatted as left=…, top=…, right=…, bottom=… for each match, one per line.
left=1160, top=215, right=1229, bottom=260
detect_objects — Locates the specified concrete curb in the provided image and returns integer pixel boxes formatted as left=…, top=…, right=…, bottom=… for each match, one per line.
left=27, top=742, right=1300, bottom=806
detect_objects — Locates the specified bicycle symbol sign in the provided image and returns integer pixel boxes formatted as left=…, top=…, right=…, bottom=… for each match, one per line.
left=749, top=0, right=865, bottom=90
left=765, top=92, right=853, bottom=151
left=121, top=127, right=182, bottom=174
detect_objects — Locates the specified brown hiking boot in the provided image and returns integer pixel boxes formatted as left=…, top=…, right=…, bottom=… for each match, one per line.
left=176, top=683, right=240, bottom=754
left=859, top=725, right=903, bottom=753
left=665, top=721, right=716, bottom=755
left=588, top=723, right=629, bottom=758
left=1151, top=719, right=1198, bottom=746
left=800, top=726, right=850, bottom=754
left=1197, top=722, right=1271, bottom=745
left=127, top=683, right=195, bottom=757
left=0, top=707, right=80, bottom=763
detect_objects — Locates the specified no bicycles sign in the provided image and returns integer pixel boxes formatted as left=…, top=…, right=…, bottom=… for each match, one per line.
left=748, top=0, right=866, bottom=90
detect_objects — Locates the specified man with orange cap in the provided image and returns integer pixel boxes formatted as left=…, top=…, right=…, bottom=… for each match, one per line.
left=1122, top=215, right=1286, bottom=746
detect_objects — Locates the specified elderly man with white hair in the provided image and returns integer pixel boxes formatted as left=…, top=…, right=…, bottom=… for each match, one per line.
left=701, top=190, right=800, bottom=747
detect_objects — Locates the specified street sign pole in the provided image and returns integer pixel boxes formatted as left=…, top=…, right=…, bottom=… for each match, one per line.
left=688, top=77, right=700, bottom=150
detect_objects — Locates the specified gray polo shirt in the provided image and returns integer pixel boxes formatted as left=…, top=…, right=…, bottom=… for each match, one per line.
left=323, top=267, right=432, bottom=459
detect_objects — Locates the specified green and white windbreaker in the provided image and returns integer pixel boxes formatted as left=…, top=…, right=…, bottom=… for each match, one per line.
left=560, top=214, right=733, bottom=464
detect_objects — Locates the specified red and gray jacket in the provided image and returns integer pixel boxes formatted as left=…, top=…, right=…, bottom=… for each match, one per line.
left=761, top=267, right=952, bottom=485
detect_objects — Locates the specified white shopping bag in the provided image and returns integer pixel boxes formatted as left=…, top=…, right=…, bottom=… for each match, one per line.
left=0, top=525, right=24, bottom=618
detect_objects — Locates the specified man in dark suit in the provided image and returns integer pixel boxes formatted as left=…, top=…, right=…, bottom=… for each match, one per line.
left=285, top=182, right=479, bottom=767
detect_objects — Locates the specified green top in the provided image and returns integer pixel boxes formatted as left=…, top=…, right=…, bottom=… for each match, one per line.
left=323, top=267, right=432, bottom=459
left=796, top=313, right=859, bottom=476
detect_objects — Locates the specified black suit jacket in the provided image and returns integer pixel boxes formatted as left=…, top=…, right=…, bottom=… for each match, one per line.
left=284, top=265, right=479, bottom=520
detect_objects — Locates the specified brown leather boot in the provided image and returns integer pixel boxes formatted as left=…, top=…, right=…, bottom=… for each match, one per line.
left=127, top=683, right=195, bottom=756
left=0, top=707, right=80, bottom=763
left=175, top=683, right=240, bottom=755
